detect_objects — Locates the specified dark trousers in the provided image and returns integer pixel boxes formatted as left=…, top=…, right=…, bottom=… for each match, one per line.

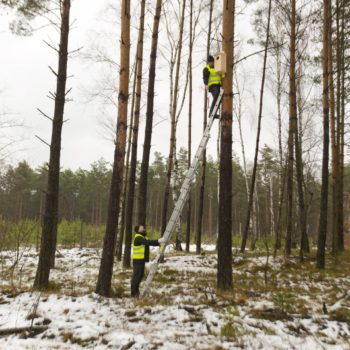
left=209, top=84, right=221, bottom=117
left=131, top=262, right=145, bottom=297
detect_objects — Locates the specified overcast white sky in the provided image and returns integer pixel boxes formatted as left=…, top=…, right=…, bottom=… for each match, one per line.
left=0, top=0, right=291, bottom=171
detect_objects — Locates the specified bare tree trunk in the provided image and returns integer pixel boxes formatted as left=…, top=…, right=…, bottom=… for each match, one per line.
left=240, top=0, right=272, bottom=253
left=275, top=43, right=284, bottom=252
left=186, top=0, right=193, bottom=253
left=296, top=65, right=309, bottom=257
left=138, top=0, right=162, bottom=226
left=295, top=115, right=308, bottom=260
left=161, top=0, right=186, bottom=235
left=123, top=0, right=146, bottom=268
left=172, top=156, right=183, bottom=250
left=34, top=0, right=71, bottom=289
left=285, top=0, right=297, bottom=257
left=270, top=176, right=275, bottom=237
left=196, top=0, right=213, bottom=254
left=329, top=15, right=339, bottom=256
left=217, top=0, right=234, bottom=291
left=250, top=189, right=259, bottom=251
left=316, top=0, right=330, bottom=269
left=234, top=76, right=253, bottom=245
left=274, top=160, right=286, bottom=257
left=335, top=0, right=344, bottom=252
left=116, top=54, right=137, bottom=261
left=96, top=0, right=130, bottom=296
left=216, top=124, right=220, bottom=244
left=208, top=189, right=213, bottom=238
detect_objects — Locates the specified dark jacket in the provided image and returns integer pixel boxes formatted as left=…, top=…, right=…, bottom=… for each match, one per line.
left=133, top=233, right=159, bottom=264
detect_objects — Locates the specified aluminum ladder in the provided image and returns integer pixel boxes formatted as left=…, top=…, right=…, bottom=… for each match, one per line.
left=141, top=88, right=224, bottom=297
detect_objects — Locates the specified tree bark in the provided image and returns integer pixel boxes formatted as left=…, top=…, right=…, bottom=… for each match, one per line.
left=217, top=0, right=234, bottom=291
left=137, top=0, right=162, bottom=226
left=186, top=0, right=193, bottom=253
left=161, top=0, right=186, bottom=235
left=295, top=65, right=309, bottom=257
left=336, top=0, right=344, bottom=252
left=116, top=53, right=137, bottom=261
left=240, top=0, right=272, bottom=254
left=196, top=0, right=213, bottom=254
left=285, top=0, right=297, bottom=257
left=329, top=8, right=339, bottom=256
left=316, top=0, right=330, bottom=269
left=295, top=117, right=308, bottom=259
left=96, top=0, right=130, bottom=296
left=34, top=0, right=71, bottom=289
left=338, top=1, right=345, bottom=252
left=122, top=0, right=146, bottom=268
left=274, top=36, right=284, bottom=252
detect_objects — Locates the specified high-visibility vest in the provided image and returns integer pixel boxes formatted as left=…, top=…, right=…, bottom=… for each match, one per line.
left=206, top=64, right=221, bottom=87
left=132, top=233, right=148, bottom=260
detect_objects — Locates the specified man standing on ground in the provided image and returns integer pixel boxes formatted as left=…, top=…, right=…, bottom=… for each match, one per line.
left=203, top=54, right=222, bottom=118
left=131, top=225, right=163, bottom=297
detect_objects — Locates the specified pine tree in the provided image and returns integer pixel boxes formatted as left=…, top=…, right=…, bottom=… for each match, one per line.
left=96, top=0, right=131, bottom=296
left=316, top=0, right=331, bottom=269
left=217, top=0, right=234, bottom=291
left=33, top=0, right=71, bottom=289
left=137, top=0, right=163, bottom=226
left=123, top=0, right=146, bottom=268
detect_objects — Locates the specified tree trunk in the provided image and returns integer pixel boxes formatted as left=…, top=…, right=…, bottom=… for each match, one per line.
left=274, top=159, right=287, bottom=257
left=186, top=0, right=193, bottom=253
left=34, top=0, right=71, bottom=289
left=217, top=0, right=234, bottom=291
left=234, top=76, right=256, bottom=247
left=123, top=0, right=146, bottom=268
left=138, top=0, right=162, bottom=226
left=240, top=0, right=272, bottom=253
left=116, top=53, right=137, bottom=261
left=250, top=188, right=260, bottom=251
left=295, top=117, right=308, bottom=259
left=172, top=157, right=183, bottom=250
left=336, top=0, right=344, bottom=252
left=296, top=65, right=309, bottom=256
left=338, top=1, right=345, bottom=252
left=285, top=0, right=297, bottom=257
left=196, top=0, right=213, bottom=254
left=275, top=42, right=284, bottom=252
left=316, top=0, right=330, bottom=269
left=329, top=11, right=338, bottom=256
left=96, top=0, right=130, bottom=296
left=161, top=0, right=186, bottom=235
left=270, top=176, right=275, bottom=237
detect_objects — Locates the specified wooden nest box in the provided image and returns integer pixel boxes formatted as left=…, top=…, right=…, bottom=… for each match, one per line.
left=214, top=51, right=226, bottom=77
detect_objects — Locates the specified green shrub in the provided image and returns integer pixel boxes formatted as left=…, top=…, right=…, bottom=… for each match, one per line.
left=271, top=291, right=296, bottom=314
left=0, top=218, right=40, bottom=250
left=220, top=321, right=239, bottom=339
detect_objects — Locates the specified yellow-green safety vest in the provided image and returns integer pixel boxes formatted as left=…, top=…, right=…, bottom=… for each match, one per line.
left=132, top=233, right=148, bottom=260
left=206, top=64, right=221, bottom=87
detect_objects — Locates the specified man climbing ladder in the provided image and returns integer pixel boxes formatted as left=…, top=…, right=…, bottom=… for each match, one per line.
left=141, top=88, right=224, bottom=297
left=203, top=54, right=222, bottom=118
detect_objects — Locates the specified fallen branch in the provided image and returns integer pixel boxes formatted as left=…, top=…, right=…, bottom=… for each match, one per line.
left=72, top=256, right=100, bottom=269
left=0, top=325, right=48, bottom=337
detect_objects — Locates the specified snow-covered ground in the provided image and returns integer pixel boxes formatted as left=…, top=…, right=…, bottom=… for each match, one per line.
left=0, top=246, right=349, bottom=349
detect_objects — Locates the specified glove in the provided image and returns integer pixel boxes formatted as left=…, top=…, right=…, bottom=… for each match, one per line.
left=158, top=237, right=166, bottom=245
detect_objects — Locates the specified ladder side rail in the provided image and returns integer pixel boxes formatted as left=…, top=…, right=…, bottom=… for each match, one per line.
left=157, top=89, right=223, bottom=248
left=141, top=89, right=223, bottom=296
